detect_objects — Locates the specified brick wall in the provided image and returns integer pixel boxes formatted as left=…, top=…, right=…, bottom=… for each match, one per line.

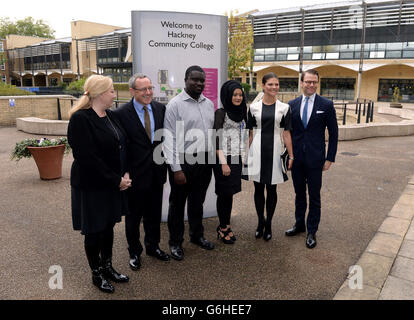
left=0, top=95, right=74, bottom=126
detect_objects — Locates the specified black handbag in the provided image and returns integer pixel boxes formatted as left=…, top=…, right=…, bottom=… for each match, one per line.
left=281, top=147, right=289, bottom=181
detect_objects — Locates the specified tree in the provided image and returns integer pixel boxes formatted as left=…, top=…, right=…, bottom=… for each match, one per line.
left=0, top=17, right=55, bottom=39
left=227, top=10, right=254, bottom=85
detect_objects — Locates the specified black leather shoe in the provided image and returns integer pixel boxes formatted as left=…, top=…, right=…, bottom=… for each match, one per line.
left=147, top=248, right=170, bottom=261
left=129, top=255, right=141, bottom=271
left=92, top=268, right=114, bottom=294
left=306, top=233, right=317, bottom=249
left=170, top=245, right=184, bottom=261
left=285, top=225, right=306, bottom=237
left=102, top=261, right=129, bottom=283
left=190, top=237, right=214, bottom=250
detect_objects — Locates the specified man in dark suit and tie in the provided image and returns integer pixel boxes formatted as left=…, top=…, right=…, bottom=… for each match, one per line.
left=285, top=69, right=338, bottom=249
left=113, top=74, right=170, bottom=270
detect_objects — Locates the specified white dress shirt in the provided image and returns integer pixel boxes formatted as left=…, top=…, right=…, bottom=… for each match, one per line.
left=300, top=93, right=316, bottom=124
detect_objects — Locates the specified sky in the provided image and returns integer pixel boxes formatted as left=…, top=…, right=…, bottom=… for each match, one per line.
left=2, top=0, right=350, bottom=38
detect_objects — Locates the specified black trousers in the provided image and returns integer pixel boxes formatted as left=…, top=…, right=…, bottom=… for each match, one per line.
left=216, top=194, right=233, bottom=228
left=253, top=182, right=278, bottom=226
left=167, top=159, right=212, bottom=246
left=84, top=225, right=114, bottom=270
left=291, top=161, right=323, bottom=235
left=125, top=184, right=164, bottom=257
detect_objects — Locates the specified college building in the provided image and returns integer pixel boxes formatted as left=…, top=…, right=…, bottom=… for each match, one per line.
left=248, top=0, right=414, bottom=102
left=2, top=0, right=414, bottom=102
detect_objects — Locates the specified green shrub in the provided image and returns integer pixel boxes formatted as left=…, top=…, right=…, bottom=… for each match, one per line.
left=66, top=78, right=86, bottom=93
left=241, top=82, right=251, bottom=94
left=0, top=82, right=35, bottom=96
left=114, top=83, right=129, bottom=91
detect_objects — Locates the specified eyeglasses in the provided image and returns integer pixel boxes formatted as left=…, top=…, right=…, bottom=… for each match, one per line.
left=303, top=81, right=318, bottom=85
left=134, top=86, right=155, bottom=92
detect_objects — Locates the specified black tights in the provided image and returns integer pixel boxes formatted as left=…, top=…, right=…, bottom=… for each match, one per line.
left=84, top=225, right=114, bottom=270
left=216, top=194, right=233, bottom=228
left=253, top=182, right=277, bottom=227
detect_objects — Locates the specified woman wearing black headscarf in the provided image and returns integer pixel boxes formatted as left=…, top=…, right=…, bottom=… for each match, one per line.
left=213, top=80, right=248, bottom=244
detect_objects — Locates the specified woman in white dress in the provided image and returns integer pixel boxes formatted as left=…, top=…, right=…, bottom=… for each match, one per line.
left=246, top=73, right=294, bottom=241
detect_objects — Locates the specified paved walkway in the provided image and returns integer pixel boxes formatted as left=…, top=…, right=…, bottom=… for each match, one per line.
left=334, top=175, right=414, bottom=299
left=1, top=126, right=414, bottom=300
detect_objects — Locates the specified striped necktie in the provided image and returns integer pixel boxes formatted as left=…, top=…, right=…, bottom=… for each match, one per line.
left=302, top=96, right=309, bottom=128
left=143, top=105, right=152, bottom=141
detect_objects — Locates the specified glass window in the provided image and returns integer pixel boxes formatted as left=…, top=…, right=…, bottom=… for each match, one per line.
left=324, top=45, right=339, bottom=53
left=255, top=49, right=265, bottom=55
left=264, top=55, right=275, bottom=61
left=277, top=54, right=287, bottom=61
left=312, top=53, right=325, bottom=60
left=370, top=51, right=385, bottom=58
left=303, top=46, right=312, bottom=53
left=277, top=47, right=287, bottom=54
left=287, top=54, right=299, bottom=60
left=340, top=44, right=354, bottom=52
left=385, top=51, right=401, bottom=58
left=303, top=53, right=312, bottom=60
left=254, top=55, right=264, bottom=61
left=403, top=51, right=414, bottom=58
left=0, top=42, right=4, bottom=52
left=378, top=79, right=414, bottom=102
left=288, top=47, right=299, bottom=53
left=386, top=42, right=402, bottom=50
left=279, top=78, right=298, bottom=92
left=340, top=52, right=354, bottom=59
left=326, top=52, right=339, bottom=59
left=2, top=76, right=6, bottom=83
left=0, top=63, right=5, bottom=70
left=264, top=48, right=275, bottom=55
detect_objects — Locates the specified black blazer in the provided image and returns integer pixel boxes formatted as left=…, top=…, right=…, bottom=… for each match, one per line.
left=113, top=99, right=167, bottom=190
left=288, top=94, right=338, bottom=169
left=68, top=108, right=127, bottom=190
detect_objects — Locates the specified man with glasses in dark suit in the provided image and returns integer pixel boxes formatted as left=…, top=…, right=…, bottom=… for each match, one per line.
left=114, top=74, right=170, bottom=270
left=285, top=69, right=338, bottom=249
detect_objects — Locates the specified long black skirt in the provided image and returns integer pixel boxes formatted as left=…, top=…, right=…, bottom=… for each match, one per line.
left=213, top=155, right=242, bottom=196
left=71, top=187, right=128, bottom=235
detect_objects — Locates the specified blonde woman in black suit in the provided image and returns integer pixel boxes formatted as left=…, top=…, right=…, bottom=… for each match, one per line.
left=68, top=75, right=131, bottom=293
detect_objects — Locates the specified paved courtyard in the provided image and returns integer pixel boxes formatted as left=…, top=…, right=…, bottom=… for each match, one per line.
left=1, top=126, right=414, bottom=300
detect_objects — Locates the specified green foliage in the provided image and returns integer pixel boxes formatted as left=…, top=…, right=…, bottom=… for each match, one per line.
left=11, top=137, right=71, bottom=161
left=0, top=82, right=35, bottom=96
left=113, top=83, right=129, bottom=91
left=65, top=78, right=86, bottom=94
left=0, top=16, right=55, bottom=39
left=227, top=10, right=254, bottom=80
left=241, top=82, right=251, bottom=94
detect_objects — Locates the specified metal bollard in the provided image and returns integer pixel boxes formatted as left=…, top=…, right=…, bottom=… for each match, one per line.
left=357, top=101, right=361, bottom=123
left=343, top=103, right=347, bottom=125
left=57, top=98, right=62, bottom=120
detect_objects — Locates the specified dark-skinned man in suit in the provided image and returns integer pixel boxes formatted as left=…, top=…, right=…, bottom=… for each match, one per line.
left=113, top=74, right=170, bottom=270
left=285, top=69, right=338, bottom=249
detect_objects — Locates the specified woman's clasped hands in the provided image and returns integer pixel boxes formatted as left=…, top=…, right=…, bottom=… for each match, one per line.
left=120, top=172, right=132, bottom=191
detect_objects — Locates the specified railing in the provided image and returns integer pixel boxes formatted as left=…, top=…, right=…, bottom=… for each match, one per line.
left=333, top=99, right=374, bottom=125
left=56, top=97, right=129, bottom=120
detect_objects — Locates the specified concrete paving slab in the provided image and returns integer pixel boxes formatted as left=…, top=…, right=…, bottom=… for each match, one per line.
left=404, top=184, right=414, bottom=195
left=333, top=281, right=381, bottom=300
left=353, top=252, right=394, bottom=288
left=366, top=232, right=403, bottom=259
left=387, top=203, right=414, bottom=220
left=398, top=239, right=414, bottom=260
left=406, top=222, right=414, bottom=241
left=396, top=194, right=414, bottom=206
left=379, top=275, right=414, bottom=300
left=378, top=217, right=411, bottom=237
left=390, top=256, right=414, bottom=282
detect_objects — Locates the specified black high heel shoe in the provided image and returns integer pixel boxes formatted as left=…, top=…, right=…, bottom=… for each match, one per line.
left=255, top=222, right=265, bottom=239
left=227, top=226, right=236, bottom=242
left=263, top=224, right=272, bottom=241
left=216, top=226, right=235, bottom=244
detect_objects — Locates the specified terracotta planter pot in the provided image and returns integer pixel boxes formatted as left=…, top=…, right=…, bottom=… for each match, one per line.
left=27, top=144, right=65, bottom=180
